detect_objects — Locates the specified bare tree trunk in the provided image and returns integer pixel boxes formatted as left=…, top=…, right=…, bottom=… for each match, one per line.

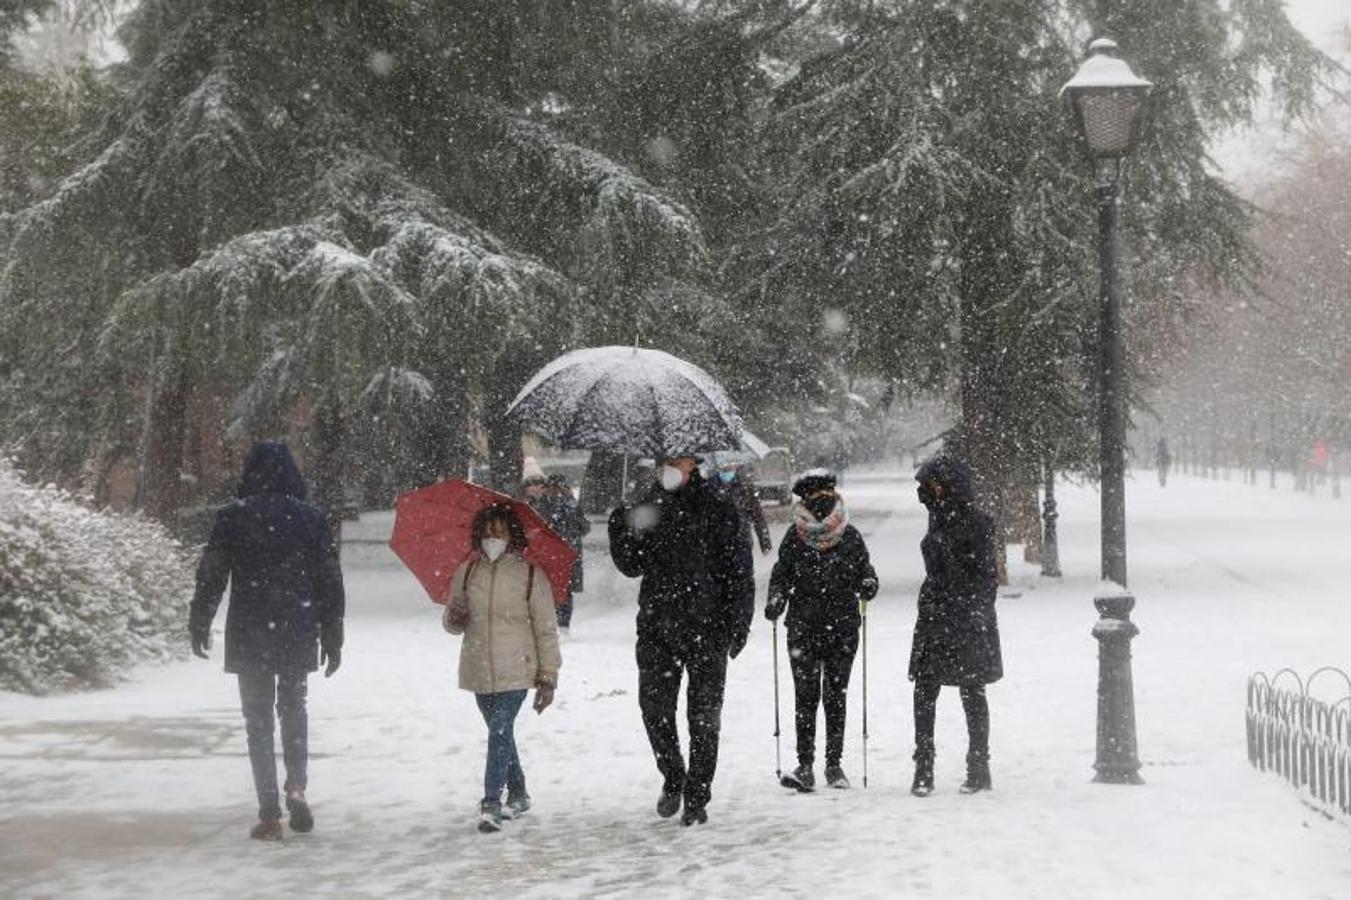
left=140, top=369, right=189, bottom=524
left=486, top=402, right=523, bottom=494
left=1018, top=484, right=1042, bottom=564
left=409, top=369, right=472, bottom=489
left=311, top=391, right=347, bottom=547
left=955, top=185, right=1014, bottom=586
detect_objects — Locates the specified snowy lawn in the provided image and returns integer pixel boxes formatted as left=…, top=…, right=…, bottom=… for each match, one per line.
left=2, top=471, right=1349, bottom=898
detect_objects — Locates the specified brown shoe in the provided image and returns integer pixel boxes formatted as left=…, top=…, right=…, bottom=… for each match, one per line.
left=250, top=818, right=283, bottom=841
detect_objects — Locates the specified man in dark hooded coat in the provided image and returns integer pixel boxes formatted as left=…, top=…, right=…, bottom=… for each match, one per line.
left=608, top=454, right=754, bottom=826
left=190, top=441, right=346, bottom=840
left=908, top=455, right=1002, bottom=796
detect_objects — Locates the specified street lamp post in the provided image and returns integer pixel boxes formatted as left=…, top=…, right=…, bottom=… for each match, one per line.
left=1040, top=461, right=1062, bottom=578
left=1061, top=38, right=1151, bottom=785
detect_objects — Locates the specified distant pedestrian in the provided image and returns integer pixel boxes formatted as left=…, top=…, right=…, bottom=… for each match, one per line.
left=609, top=453, right=754, bottom=826
left=714, top=461, right=773, bottom=555
left=190, top=441, right=345, bottom=841
left=1155, top=437, right=1172, bottom=487
left=443, top=503, right=561, bottom=833
left=766, top=470, right=877, bottom=791
left=909, top=455, right=1002, bottom=796
left=520, top=458, right=590, bottom=633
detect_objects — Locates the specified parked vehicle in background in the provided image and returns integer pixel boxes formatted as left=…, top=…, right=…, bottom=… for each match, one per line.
left=753, top=447, right=795, bottom=506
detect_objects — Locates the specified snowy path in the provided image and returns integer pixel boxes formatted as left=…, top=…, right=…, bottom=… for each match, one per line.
left=2, top=472, right=1350, bottom=898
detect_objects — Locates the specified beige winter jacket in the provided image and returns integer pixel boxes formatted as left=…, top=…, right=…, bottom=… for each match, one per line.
left=442, top=552, right=561, bottom=695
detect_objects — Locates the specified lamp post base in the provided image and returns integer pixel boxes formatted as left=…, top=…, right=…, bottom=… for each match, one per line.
left=1092, top=587, right=1143, bottom=785
left=1092, top=767, right=1146, bottom=785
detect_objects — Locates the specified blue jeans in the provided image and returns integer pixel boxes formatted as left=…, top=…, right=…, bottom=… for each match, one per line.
left=475, top=690, right=528, bottom=805
left=238, top=671, right=308, bottom=820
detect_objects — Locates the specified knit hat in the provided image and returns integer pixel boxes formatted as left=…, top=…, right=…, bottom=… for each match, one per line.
left=521, top=456, right=547, bottom=485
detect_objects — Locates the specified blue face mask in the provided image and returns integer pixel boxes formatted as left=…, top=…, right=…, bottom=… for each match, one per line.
left=718, top=470, right=736, bottom=483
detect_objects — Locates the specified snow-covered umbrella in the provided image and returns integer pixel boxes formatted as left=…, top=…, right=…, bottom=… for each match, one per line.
left=507, top=346, right=744, bottom=458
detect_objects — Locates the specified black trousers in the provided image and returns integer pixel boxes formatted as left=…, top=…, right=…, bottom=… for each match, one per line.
left=636, top=633, right=728, bottom=811
left=789, top=637, right=856, bottom=767
left=238, top=670, right=308, bottom=820
left=913, top=679, right=989, bottom=759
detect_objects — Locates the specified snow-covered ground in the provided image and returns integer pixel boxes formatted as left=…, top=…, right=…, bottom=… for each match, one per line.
left=2, top=471, right=1349, bottom=898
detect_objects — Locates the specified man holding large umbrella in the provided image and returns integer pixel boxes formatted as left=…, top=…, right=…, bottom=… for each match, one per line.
left=609, top=452, right=754, bottom=827
left=510, top=345, right=756, bottom=826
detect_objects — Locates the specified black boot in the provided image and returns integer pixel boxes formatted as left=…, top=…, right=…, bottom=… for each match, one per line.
left=960, top=752, right=992, bottom=794
left=910, top=750, right=935, bottom=797
left=505, top=790, right=531, bottom=818
left=285, top=788, right=313, bottom=833
left=680, top=806, right=708, bottom=827
left=477, top=800, right=504, bottom=833
left=780, top=762, right=815, bottom=793
left=656, top=782, right=683, bottom=818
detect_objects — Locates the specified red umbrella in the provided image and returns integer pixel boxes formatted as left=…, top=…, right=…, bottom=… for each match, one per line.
left=389, top=479, right=578, bottom=606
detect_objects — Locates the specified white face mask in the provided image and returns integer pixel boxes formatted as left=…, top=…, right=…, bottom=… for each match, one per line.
left=660, top=465, right=686, bottom=492
left=481, top=537, right=508, bottom=561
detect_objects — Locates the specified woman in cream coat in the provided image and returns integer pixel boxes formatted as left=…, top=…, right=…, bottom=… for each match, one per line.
left=444, top=504, right=561, bottom=833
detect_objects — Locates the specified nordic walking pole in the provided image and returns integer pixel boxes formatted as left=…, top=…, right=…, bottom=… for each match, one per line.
left=773, top=618, right=782, bottom=782
left=861, top=598, right=869, bottom=789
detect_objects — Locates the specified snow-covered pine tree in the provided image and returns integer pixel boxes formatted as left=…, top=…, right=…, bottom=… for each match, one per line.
left=734, top=0, right=1334, bottom=525
left=0, top=0, right=707, bottom=513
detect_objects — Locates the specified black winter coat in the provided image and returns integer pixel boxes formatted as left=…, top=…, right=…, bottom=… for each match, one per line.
left=190, top=442, right=345, bottom=675
left=908, top=457, right=1003, bottom=686
left=608, top=471, right=754, bottom=654
left=768, top=523, right=877, bottom=655
left=529, top=492, right=591, bottom=592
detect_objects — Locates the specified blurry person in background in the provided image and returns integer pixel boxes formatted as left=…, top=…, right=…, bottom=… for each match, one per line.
left=520, top=457, right=590, bottom=633
left=714, top=460, right=773, bottom=555
left=1155, top=436, right=1172, bottom=488
left=190, top=441, right=345, bottom=841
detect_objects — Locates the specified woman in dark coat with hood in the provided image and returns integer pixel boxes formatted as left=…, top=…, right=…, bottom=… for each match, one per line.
left=190, top=441, right=346, bottom=840
left=909, top=455, right=1001, bottom=796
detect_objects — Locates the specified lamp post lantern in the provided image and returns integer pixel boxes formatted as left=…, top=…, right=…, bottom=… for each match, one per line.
left=1061, top=37, right=1151, bottom=785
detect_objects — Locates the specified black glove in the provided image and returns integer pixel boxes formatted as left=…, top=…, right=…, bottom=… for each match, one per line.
left=727, top=630, right=748, bottom=660
left=859, top=577, right=878, bottom=602
left=321, top=645, right=341, bottom=678
left=190, top=628, right=210, bottom=659
left=765, top=594, right=786, bottom=621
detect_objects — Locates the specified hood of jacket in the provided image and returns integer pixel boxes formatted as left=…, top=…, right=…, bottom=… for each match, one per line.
left=915, top=454, right=974, bottom=509
left=237, top=441, right=307, bottom=499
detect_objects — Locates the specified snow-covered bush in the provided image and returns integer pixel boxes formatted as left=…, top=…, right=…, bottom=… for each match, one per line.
left=0, top=460, right=191, bottom=694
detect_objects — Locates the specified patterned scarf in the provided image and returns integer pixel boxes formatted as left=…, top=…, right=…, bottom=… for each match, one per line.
left=794, top=496, right=849, bottom=551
